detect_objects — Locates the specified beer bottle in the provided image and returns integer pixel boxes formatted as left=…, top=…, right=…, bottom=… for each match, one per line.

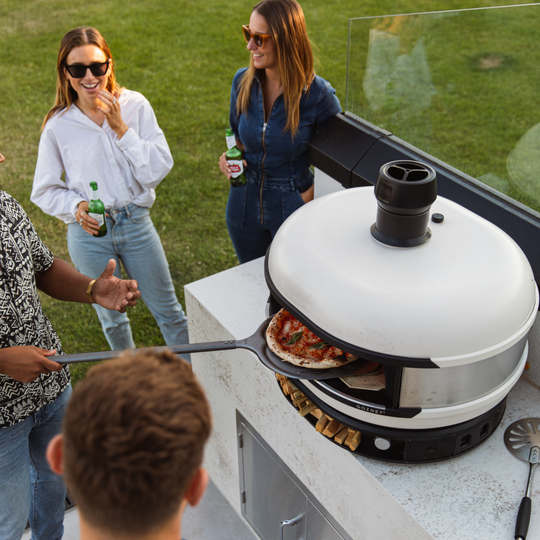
left=225, top=128, right=246, bottom=187
left=88, top=181, right=107, bottom=237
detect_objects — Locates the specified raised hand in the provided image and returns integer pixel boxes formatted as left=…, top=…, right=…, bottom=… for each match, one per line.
left=92, top=259, right=141, bottom=313
left=98, top=89, right=128, bottom=139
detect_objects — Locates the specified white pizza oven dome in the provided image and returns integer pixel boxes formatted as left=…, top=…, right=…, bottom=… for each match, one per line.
left=266, top=162, right=539, bottom=369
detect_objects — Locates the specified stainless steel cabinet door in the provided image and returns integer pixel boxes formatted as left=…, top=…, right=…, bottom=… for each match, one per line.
left=306, top=500, right=345, bottom=540
left=240, top=421, right=307, bottom=540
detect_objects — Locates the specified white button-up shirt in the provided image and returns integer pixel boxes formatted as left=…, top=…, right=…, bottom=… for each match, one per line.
left=31, top=89, right=173, bottom=223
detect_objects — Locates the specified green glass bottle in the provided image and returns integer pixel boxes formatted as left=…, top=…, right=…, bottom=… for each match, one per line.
left=225, top=128, right=246, bottom=187
left=88, top=181, right=107, bottom=237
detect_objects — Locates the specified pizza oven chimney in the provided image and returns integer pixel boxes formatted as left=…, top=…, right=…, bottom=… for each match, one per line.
left=370, top=160, right=437, bottom=248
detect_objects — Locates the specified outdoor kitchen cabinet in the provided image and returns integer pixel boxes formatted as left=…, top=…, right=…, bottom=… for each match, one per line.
left=237, top=414, right=350, bottom=540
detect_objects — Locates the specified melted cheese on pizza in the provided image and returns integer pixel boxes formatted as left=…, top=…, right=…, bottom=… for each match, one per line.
left=277, top=311, right=355, bottom=362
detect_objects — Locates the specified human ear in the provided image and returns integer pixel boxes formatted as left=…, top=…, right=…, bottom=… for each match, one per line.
left=185, top=468, right=209, bottom=507
left=46, top=434, right=64, bottom=475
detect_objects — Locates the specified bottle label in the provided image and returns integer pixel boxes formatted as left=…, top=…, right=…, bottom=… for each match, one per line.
left=228, top=160, right=244, bottom=178
left=89, top=212, right=105, bottom=227
left=226, top=134, right=236, bottom=149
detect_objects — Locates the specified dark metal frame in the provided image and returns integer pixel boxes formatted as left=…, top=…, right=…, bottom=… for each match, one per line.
left=309, top=113, right=540, bottom=289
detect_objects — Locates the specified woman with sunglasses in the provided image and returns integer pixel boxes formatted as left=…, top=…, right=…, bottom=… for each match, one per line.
left=32, top=27, right=190, bottom=353
left=219, top=0, right=341, bottom=264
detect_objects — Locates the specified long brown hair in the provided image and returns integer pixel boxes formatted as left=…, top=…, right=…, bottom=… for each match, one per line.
left=42, top=27, right=120, bottom=130
left=236, top=0, right=315, bottom=137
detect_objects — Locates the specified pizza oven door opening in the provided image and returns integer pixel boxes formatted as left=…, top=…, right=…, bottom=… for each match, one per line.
left=265, top=294, right=403, bottom=417
left=268, top=291, right=529, bottom=425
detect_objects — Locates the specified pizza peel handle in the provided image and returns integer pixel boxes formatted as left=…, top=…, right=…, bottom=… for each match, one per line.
left=54, top=339, right=241, bottom=364
left=54, top=318, right=367, bottom=380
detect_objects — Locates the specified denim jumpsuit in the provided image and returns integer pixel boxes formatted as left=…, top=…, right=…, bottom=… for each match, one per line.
left=227, top=68, right=341, bottom=263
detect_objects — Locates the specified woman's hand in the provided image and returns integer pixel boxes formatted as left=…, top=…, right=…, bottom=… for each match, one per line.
left=76, top=201, right=102, bottom=236
left=300, top=185, right=314, bottom=203
left=219, top=152, right=232, bottom=179
left=98, top=90, right=128, bottom=140
left=219, top=152, right=247, bottom=180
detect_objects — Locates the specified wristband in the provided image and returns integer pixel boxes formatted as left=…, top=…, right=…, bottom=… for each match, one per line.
left=86, top=279, right=96, bottom=304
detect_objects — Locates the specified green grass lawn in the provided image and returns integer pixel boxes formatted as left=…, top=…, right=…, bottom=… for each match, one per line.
left=346, top=5, right=540, bottom=209
left=0, top=0, right=533, bottom=384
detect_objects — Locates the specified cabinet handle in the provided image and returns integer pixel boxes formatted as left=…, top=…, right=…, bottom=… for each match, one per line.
left=280, top=512, right=305, bottom=540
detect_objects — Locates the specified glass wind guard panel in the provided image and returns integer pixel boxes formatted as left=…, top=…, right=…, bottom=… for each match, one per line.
left=346, top=4, right=540, bottom=215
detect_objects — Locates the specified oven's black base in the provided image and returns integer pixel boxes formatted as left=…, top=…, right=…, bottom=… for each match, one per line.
left=285, top=378, right=506, bottom=463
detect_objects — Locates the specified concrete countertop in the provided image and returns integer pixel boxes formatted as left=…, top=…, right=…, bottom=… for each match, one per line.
left=186, top=257, right=540, bottom=540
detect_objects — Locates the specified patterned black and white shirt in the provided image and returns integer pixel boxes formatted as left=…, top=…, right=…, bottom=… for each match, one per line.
left=0, top=191, right=70, bottom=428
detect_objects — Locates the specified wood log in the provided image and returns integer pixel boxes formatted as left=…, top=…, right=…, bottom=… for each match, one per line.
left=347, top=431, right=361, bottom=451
left=293, top=397, right=308, bottom=407
left=299, top=401, right=317, bottom=417
left=322, top=420, right=342, bottom=437
left=292, top=392, right=308, bottom=406
left=282, top=382, right=294, bottom=396
left=315, top=415, right=329, bottom=433
left=344, top=430, right=356, bottom=447
left=334, top=426, right=349, bottom=445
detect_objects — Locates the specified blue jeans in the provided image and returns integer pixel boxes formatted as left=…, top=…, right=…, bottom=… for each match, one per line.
left=67, top=204, right=189, bottom=354
left=226, top=169, right=311, bottom=264
left=0, top=386, right=71, bottom=540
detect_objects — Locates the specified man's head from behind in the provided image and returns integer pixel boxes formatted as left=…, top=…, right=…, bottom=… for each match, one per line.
left=47, top=350, right=212, bottom=538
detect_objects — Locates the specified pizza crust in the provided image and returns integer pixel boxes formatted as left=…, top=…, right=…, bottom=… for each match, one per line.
left=266, top=308, right=359, bottom=369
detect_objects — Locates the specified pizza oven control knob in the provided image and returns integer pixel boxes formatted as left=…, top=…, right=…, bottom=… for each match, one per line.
left=374, top=437, right=392, bottom=451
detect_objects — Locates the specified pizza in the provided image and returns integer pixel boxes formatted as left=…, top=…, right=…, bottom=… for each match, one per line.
left=266, top=308, right=360, bottom=369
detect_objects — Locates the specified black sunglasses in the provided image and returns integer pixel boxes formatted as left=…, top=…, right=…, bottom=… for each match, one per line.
left=64, top=60, right=110, bottom=79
